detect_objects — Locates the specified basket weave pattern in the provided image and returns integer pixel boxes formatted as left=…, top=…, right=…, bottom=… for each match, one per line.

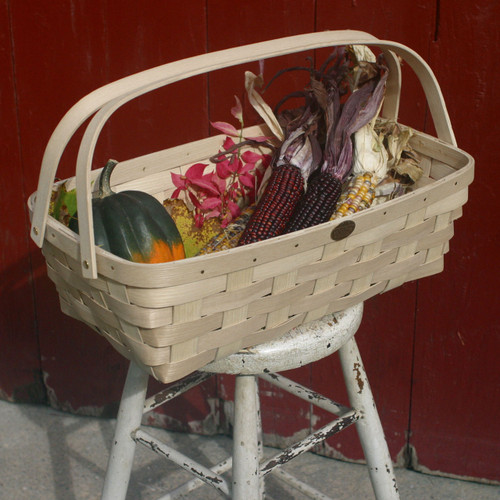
left=39, top=126, right=471, bottom=382
left=30, top=32, right=474, bottom=383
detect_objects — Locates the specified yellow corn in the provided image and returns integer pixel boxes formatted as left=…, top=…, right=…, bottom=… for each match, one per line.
left=197, top=205, right=255, bottom=254
left=331, top=173, right=376, bottom=220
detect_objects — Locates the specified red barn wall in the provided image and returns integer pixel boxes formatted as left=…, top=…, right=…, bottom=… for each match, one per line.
left=1, top=0, right=498, bottom=481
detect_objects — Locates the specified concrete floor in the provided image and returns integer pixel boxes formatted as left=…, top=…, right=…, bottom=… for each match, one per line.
left=0, top=399, right=498, bottom=500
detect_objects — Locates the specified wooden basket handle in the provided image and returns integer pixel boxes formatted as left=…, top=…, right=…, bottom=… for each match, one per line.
left=31, top=30, right=455, bottom=279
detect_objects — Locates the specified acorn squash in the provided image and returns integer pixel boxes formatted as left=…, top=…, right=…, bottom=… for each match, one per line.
left=70, top=160, right=185, bottom=263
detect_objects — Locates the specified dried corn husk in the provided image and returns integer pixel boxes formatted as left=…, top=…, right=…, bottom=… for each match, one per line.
left=375, top=118, right=414, bottom=170
left=372, top=119, right=423, bottom=205
left=352, top=119, right=388, bottom=180
left=245, top=71, right=284, bottom=142
left=348, top=44, right=381, bottom=92
left=350, top=44, right=377, bottom=64
left=350, top=45, right=389, bottom=184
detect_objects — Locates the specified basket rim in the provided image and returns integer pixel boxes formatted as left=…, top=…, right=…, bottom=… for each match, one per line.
left=28, top=125, right=474, bottom=290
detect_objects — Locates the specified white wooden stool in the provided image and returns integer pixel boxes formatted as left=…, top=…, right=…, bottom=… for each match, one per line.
left=101, top=303, right=399, bottom=499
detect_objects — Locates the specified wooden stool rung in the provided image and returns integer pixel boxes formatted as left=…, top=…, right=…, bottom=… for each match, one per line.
left=259, top=371, right=351, bottom=415
left=143, top=371, right=213, bottom=412
left=260, top=409, right=359, bottom=477
left=133, top=429, right=230, bottom=496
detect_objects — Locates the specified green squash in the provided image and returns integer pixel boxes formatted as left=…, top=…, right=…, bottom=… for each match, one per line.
left=70, top=160, right=185, bottom=263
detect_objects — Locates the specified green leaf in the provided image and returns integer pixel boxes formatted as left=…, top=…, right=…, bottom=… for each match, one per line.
left=51, top=182, right=77, bottom=226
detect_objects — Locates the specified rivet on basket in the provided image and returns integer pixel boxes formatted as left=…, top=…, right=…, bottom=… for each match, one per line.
left=331, top=220, right=356, bottom=241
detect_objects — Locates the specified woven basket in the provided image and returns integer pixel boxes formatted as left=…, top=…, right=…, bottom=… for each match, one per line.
left=29, top=31, right=474, bottom=383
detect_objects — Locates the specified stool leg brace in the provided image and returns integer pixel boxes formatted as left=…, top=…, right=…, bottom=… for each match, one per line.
left=102, top=338, right=399, bottom=499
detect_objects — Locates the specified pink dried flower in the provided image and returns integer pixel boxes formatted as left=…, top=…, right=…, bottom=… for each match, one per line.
left=171, top=104, right=273, bottom=227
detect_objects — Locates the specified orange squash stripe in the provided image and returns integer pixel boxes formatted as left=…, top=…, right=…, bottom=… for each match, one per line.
left=132, top=239, right=185, bottom=264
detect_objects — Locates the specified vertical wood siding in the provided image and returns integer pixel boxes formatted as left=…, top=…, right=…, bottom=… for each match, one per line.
left=0, top=0, right=497, bottom=481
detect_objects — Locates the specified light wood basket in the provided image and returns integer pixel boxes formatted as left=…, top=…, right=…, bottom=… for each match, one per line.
left=29, top=31, right=474, bottom=383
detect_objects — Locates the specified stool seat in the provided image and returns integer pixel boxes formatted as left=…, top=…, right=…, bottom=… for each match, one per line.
left=202, top=303, right=363, bottom=374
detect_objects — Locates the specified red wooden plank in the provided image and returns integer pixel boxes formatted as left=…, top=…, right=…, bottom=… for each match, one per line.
left=315, top=0, right=435, bottom=129
left=410, top=0, right=500, bottom=481
left=259, top=367, right=313, bottom=445
left=0, top=1, right=42, bottom=402
left=10, top=1, right=125, bottom=413
left=10, top=2, right=110, bottom=189
left=102, top=1, right=210, bottom=162
left=207, top=0, right=317, bottom=134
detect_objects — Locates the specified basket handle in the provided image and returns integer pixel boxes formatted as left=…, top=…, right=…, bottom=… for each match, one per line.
left=31, top=30, right=455, bottom=279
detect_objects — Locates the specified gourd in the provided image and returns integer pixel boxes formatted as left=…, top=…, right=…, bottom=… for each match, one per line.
left=69, top=160, right=185, bottom=263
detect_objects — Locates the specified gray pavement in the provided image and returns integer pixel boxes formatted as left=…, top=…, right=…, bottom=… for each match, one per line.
left=0, top=399, right=498, bottom=499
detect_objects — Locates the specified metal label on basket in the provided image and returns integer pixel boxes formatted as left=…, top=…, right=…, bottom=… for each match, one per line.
left=331, top=220, right=356, bottom=241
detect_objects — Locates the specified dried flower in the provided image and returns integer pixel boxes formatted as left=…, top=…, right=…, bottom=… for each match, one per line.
left=171, top=102, right=272, bottom=228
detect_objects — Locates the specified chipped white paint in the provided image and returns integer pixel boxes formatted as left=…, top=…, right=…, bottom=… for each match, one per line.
left=202, top=303, right=363, bottom=375
left=101, top=362, right=149, bottom=500
left=339, top=336, right=400, bottom=499
left=134, top=429, right=230, bottom=496
left=260, top=409, right=359, bottom=477
left=232, top=375, right=262, bottom=499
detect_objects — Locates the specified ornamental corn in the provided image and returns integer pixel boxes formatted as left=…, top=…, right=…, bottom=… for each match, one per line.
left=238, top=95, right=322, bottom=245
left=285, top=56, right=388, bottom=233
left=237, top=164, right=304, bottom=245
left=331, top=172, right=376, bottom=219
left=197, top=205, right=255, bottom=254
left=285, top=171, right=342, bottom=232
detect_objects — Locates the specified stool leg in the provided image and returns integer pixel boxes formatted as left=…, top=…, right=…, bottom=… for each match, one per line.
left=255, top=378, right=265, bottom=500
left=232, top=374, right=262, bottom=500
left=102, top=361, right=149, bottom=500
left=339, top=337, right=400, bottom=500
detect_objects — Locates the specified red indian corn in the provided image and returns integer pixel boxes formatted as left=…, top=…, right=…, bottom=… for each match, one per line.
left=237, top=164, right=304, bottom=245
left=284, top=56, right=389, bottom=233
left=285, top=171, right=342, bottom=232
